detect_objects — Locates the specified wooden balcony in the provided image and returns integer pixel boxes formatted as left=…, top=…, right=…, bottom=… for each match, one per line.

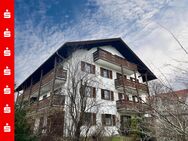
left=42, top=67, right=67, bottom=85
left=21, top=67, right=67, bottom=98
left=93, top=49, right=137, bottom=74
left=115, top=78, right=148, bottom=92
left=116, top=99, right=147, bottom=113
left=28, top=94, right=65, bottom=112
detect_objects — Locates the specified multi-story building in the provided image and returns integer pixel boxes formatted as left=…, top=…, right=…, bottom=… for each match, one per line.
left=15, top=38, right=156, bottom=138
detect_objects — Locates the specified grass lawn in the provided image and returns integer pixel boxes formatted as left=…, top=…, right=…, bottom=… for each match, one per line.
left=111, top=136, right=135, bottom=141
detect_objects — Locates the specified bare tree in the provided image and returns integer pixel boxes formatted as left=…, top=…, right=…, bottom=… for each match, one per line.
left=57, top=49, right=104, bottom=141
left=148, top=81, right=188, bottom=141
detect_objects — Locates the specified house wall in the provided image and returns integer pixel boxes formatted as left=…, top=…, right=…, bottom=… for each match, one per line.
left=61, top=46, right=148, bottom=136
left=22, top=45, right=149, bottom=137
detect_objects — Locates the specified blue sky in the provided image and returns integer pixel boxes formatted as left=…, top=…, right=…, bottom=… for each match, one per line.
left=15, top=0, right=188, bottom=89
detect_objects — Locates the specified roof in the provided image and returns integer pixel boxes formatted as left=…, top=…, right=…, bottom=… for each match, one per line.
left=161, top=89, right=188, bottom=97
left=151, top=89, right=188, bottom=101
left=15, top=38, right=157, bottom=91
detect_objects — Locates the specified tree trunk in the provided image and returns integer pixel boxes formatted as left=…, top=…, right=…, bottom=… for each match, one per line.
left=74, top=127, right=81, bottom=141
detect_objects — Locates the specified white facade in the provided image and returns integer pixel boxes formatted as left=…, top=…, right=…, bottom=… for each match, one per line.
left=30, top=45, right=149, bottom=137
left=56, top=46, right=148, bottom=136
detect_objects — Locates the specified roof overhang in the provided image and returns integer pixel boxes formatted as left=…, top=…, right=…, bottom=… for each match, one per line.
left=15, top=38, right=157, bottom=91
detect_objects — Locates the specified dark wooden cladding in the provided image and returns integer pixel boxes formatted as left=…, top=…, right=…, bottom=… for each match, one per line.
left=28, top=95, right=65, bottom=111
left=23, top=88, right=30, bottom=100
left=56, top=68, right=67, bottom=79
left=42, top=69, right=54, bottom=85
left=93, top=48, right=137, bottom=71
left=31, top=82, right=40, bottom=93
left=42, top=68, right=67, bottom=84
left=23, top=68, right=67, bottom=95
left=115, top=78, right=148, bottom=92
left=116, top=99, right=147, bottom=112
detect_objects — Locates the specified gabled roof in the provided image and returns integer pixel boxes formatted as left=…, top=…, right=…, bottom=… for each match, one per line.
left=15, top=38, right=157, bottom=91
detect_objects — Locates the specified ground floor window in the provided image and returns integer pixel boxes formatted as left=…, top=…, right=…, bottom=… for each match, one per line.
left=83, top=112, right=96, bottom=125
left=102, top=114, right=116, bottom=126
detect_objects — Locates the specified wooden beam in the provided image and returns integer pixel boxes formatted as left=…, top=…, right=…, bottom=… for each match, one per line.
left=28, top=78, right=33, bottom=105
left=20, top=85, right=26, bottom=109
left=134, top=71, right=139, bottom=96
left=50, top=57, right=57, bottom=106
left=15, top=91, right=20, bottom=105
left=145, top=73, right=150, bottom=96
left=37, top=70, right=43, bottom=111
left=120, top=65, right=127, bottom=97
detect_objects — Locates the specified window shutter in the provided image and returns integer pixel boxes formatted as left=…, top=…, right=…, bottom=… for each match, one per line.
left=92, top=113, right=96, bottom=125
left=111, top=91, right=114, bottom=101
left=92, top=65, right=95, bottom=74
left=100, top=68, right=103, bottom=76
left=118, top=93, right=122, bottom=100
left=112, top=115, right=116, bottom=126
left=102, top=114, right=106, bottom=126
left=109, top=70, right=113, bottom=79
left=93, top=87, right=96, bottom=98
left=101, top=89, right=104, bottom=99
left=126, top=95, right=129, bottom=101
left=80, top=85, right=83, bottom=97
left=81, top=61, right=85, bottom=71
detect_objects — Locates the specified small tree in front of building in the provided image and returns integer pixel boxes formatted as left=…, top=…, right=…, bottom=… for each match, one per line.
left=15, top=105, right=38, bottom=141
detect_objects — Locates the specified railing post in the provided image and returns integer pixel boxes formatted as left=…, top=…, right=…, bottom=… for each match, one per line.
left=15, top=91, right=20, bottom=105
left=37, top=70, right=43, bottom=111
left=134, top=70, right=139, bottom=96
left=19, top=85, right=26, bottom=110
left=28, top=78, right=33, bottom=105
left=145, top=73, right=150, bottom=96
left=50, top=57, right=58, bottom=106
left=120, top=64, right=127, bottom=98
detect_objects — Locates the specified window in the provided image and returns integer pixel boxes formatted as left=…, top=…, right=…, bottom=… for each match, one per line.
left=83, top=113, right=96, bottom=125
left=101, top=89, right=114, bottom=101
left=42, top=95, right=47, bottom=99
left=130, top=77, right=139, bottom=82
left=54, top=88, right=62, bottom=95
left=100, top=68, right=112, bottom=79
left=53, top=95, right=65, bottom=105
left=118, top=93, right=129, bottom=101
left=81, top=61, right=95, bottom=74
left=116, top=73, right=127, bottom=79
left=102, top=114, right=116, bottom=126
left=133, top=96, right=139, bottom=103
left=118, top=93, right=123, bottom=100
left=84, top=86, right=96, bottom=98
left=129, top=95, right=133, bottom=101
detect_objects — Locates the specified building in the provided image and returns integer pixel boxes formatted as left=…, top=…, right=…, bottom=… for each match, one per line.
left=152, top=89, right=188, bottom=141
left=15, top=38, right=157, bottom=138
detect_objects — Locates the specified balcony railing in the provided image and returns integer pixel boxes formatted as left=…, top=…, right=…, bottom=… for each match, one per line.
left=28, top=94, right=65, bottom=111
left=116, top=99, right=147, bottom=113
left=42, top=68, right=67, bottom=85
left=115, top=78, right=148, bottom=92
left=93, top=49, right=137, bottom=71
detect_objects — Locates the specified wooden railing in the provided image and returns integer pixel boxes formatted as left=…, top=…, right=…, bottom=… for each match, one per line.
left=115, top=78, right=148, bottom=92
left=116, top=99, right=147, bottom=112
left=22, top=67, right=67, bottom=97
left=28, top=94, right=65, bottom=111
left=93, top=49, right=137, bottom=71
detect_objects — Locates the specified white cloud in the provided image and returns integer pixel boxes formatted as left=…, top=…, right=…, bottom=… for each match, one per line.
left=15, top=0, right=188, bottom=90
